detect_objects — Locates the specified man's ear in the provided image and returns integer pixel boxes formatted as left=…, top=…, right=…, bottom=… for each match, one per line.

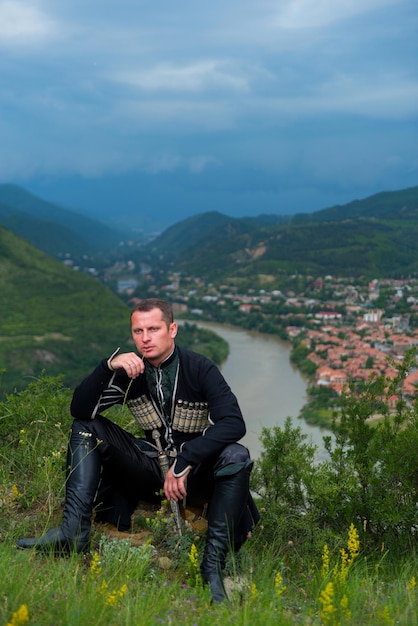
left=170, top=322, right=178, bottom=338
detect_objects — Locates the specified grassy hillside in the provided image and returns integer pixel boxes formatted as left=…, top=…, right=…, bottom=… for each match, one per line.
left=0, top=225, right=134, bottom=393
left=0, top=226, right=228, bottom=395
left=0, top=184, right=127, bottom=257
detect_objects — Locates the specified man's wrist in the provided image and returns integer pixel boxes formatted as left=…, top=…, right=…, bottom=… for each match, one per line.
left=172, top=460, right=192, bottom=478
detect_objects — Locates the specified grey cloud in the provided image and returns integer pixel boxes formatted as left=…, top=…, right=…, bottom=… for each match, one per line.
left=0, top=0, right=416, bottom=215
left=0, top=1, right=57, bottom=47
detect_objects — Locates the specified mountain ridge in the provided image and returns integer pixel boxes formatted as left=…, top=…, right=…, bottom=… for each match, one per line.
left=293, top=186, right=418, bottom=222
left=148, top=185, right=418, bottom=280
left=1, top=181, right=418, bottom=284
left=0, top=183, right=131, bottom=257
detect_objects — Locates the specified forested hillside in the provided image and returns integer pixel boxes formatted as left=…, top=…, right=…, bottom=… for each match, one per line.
left=2, top=183, right=418, bottom=281
left=149, top=186, right=418, bottom=280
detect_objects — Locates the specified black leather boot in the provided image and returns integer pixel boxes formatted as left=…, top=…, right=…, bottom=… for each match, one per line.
left=17, top=422, right=101, bottom=554
left=201, top=464, right=252, bottom=603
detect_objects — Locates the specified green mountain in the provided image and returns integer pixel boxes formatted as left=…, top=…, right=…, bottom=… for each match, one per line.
left=149, top=211, right=254, bottom=255
left=293, top=186, right=418, bottom=222
left=0, top=184, right=127, bottom=258
left=149, top=186, right=418, bottom=280
left=0, top=225, right=228, bottom=395
left=0, top=225, right=133, bottom=393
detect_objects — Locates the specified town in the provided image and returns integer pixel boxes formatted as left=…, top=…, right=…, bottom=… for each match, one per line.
left=64, top=247, right=418, bottom=408
left=98, top=254, right=418, bottom=404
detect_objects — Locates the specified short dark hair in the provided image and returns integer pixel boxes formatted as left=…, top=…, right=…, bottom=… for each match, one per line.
left=130, top=298, right=174, bottom=327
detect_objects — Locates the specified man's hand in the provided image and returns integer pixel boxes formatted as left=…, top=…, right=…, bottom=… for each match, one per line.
left=109, top=352, right=145, bottom=379
left=164, top=465, right=190, bottom=502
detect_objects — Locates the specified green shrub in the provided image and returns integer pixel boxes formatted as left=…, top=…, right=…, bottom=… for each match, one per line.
left=251, top=348, right=418, bottom=564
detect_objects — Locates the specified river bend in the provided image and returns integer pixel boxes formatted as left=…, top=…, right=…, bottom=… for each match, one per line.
left=181, top=321, right=328, bottom=460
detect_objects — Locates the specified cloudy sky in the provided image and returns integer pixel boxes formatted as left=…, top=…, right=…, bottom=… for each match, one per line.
left=0, top=0, right=417, bottom=230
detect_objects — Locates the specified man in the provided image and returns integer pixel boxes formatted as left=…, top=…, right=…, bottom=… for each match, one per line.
left=17, top=298, right=259, bottom=603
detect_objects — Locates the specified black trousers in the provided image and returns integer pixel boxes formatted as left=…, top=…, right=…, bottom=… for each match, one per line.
left=74, top=415, right=253, bottom=531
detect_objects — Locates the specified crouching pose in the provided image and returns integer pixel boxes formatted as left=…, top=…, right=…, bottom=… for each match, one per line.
left=17, top=298, right=259, bottom=603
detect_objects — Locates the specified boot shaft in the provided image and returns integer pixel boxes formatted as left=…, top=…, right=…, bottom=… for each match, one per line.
left=201, top=465, right=253, bottom=603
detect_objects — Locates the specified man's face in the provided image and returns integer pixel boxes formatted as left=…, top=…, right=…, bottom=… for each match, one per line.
left=131, top=308, right=177, bottom=367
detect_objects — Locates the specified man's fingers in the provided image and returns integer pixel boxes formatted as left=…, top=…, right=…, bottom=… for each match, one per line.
left=165, top=474, right=187, bottom=501
left=112, top=353, right=145, bottom=377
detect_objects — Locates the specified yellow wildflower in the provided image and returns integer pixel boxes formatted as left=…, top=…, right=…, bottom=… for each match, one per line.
left=104, top=583, right=128, bottom=607
left=337, top=548, right=349, bottom=585
left=104, top=591, right=118, bottom=607
left=319, top=582, right=336, bottom=625
left=340, top=594, right=351, bottom=621
left=11, top=484, right=22, bottom=499
left=377, top=605, right=394, bottom=626
left=407, top=576, right=416, bottom=590
left=189, top=543, right=199, bottom=569
left=188, top=543, right=202, bottom=587
left=250, top=582, right=258, bottom=600
left=275, top=571, right=287, bottom=599
left=347, top=523, right=360, bottom=562
left=90, top=551, right=102, bottom=577
left=6, top=604, right=29, bottom=626
left=119, top=583, right=128, bottom=597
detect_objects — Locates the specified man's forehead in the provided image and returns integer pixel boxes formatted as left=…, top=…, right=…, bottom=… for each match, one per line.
left=131, top=309, right=164, bottom=325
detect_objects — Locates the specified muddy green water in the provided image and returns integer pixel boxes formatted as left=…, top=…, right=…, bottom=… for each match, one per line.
left=180, top=321, right=329, bottom=460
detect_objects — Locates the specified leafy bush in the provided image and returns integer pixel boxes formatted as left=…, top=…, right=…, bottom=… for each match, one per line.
left=251, top=348, right=418, bottom=563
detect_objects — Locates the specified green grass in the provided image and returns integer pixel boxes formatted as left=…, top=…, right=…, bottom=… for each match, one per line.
left=0, top=375, right=417, bottom=625
left=0, top=532, right=416, bottom=625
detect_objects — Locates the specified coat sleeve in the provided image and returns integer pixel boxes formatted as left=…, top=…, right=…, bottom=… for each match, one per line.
left=172, top=353, right=246, bottom=475
left=70, top=356, right=131, bottom=419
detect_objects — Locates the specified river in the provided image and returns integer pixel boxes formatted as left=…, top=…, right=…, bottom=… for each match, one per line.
left=180, top=321, right=329, bottom=460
